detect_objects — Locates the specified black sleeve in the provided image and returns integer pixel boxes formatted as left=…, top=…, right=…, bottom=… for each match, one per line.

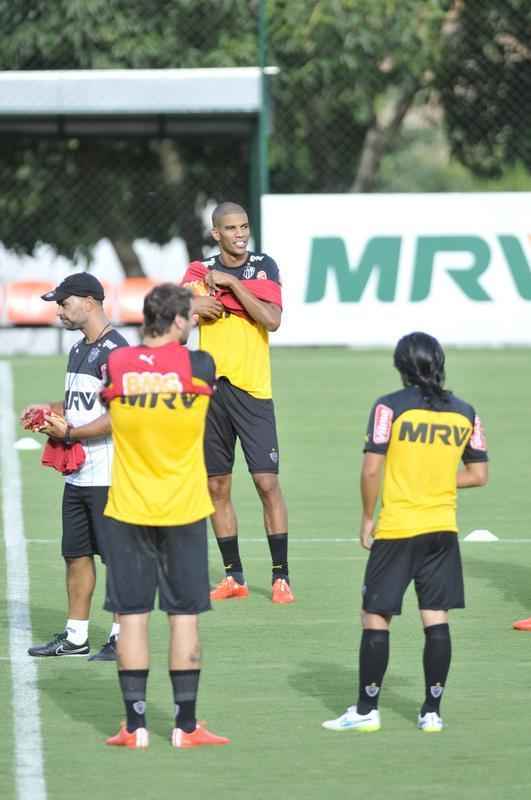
left=97, top=331, right=129, bottom=377
left=462, top=410, right=489, bottom=463
left=190, top=350, right=216, bottom=388
left=261, top=254, right=280, bottom=284
left=363, top=397, right=395, bottom=455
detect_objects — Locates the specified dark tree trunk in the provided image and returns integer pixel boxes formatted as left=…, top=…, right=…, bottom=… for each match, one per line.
left=110, top=238, right=145, bottom=277
left=352, top=81, right=419, bottom=193
left=178, top=186, right=206, bottom=261
left=157, top=140, right=205, bottom=261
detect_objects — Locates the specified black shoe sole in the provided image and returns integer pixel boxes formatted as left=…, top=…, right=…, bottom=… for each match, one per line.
left=87, top=652, right=117, bottom=662
left=28, top=651, right=89, bottom=657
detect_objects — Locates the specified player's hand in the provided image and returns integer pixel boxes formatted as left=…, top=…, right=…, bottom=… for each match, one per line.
left=40, top=412, right=68, bottom=439
left=191, top=295, right=224, bottom=320
left=359, top=517, right=375, bottom=550
left=206, top=269, right=236, bottom=291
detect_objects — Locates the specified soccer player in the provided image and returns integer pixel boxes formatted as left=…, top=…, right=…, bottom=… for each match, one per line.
left=25, top=273, right=127, bottom=661
left=103, top=284, right=229, bottom=749
left=182, top=202, right=294, bottom=604
left=322, top=332, right=488, bottom=734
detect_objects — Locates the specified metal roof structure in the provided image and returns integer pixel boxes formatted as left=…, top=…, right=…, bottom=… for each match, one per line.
left=0, top=67, right=277, bottom=136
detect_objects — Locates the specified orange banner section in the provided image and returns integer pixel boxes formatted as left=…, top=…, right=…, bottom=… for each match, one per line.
left=116, top=277, right=157, bottom=324
left=4, top=282, right=57, bottom=325
left=1, top=278, right=159, bottom=326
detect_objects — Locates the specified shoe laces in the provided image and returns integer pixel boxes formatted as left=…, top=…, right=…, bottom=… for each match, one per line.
left=53, top=632, right=68, bottom=643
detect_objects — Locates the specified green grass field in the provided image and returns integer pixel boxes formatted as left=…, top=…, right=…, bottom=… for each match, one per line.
left=2, top=347, right=531, bottom=800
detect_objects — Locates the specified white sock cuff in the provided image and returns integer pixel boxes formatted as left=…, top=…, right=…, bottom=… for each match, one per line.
left=65, top=619, right=89, bottom=645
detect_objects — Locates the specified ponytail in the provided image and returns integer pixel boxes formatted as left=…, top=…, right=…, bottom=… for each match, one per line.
left=393, top=332, right=449, bottom=406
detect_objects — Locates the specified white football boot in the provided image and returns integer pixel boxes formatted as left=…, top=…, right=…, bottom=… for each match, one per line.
left=417, top=711, right=444, bottom=732
left=322, top=705, right=381, bottom=732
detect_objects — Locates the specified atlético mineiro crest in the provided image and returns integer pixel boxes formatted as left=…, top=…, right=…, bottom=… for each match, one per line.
left=88, top=347, right=100, bottom=363
left=365, top=684, right=380, bottom=698
left=243, top=265, right=255, bottom=279
left=430, top=683, right=443, bottom=699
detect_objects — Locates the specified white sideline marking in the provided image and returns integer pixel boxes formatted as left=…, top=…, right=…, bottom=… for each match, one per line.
left=0, top=362, right=47, bottom=800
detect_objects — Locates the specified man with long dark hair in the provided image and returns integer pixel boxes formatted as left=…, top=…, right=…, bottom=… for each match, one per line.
left=323, top=332, right=488, bottom=734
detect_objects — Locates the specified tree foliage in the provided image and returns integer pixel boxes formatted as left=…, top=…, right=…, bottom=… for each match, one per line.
left=269, top=0, right=452, bottom=192
left=0, top=0, right=525, bottom=273
left=0, top=0, right=257, bottom=271
left=438, top=0, right=531, bottom=178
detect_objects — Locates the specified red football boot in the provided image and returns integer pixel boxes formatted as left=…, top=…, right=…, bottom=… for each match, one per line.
left=106, top=722, right=149, bottom=749
left=171, top=723, right=230, bottom=748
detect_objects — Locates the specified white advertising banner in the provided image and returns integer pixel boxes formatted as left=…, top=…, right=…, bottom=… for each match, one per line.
left=262, top=193, right=531, bottom=346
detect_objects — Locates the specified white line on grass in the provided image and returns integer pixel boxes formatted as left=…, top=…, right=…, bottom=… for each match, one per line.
left=0, top=362, right=47, bottom=800
left=239, top=537, right=531, bottom=544
left=25, top=536, right=531, bottom=545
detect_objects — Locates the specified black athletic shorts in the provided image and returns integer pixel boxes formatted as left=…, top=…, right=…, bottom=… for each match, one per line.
left=362, top=531, right=465, bottom=616
left=103, top=517, right=211, bottom=616
left=205, top=376, right=280, bottom=476
left=62, top=483, right=110, bottom=562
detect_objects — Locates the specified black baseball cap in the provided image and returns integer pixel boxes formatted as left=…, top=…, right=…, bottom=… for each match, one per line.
left=41, top=273, right=105, bottom=302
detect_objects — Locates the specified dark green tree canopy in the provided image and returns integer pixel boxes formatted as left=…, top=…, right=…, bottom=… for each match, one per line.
left=0, top=1, right=526, bottom=273
left=438, top=0, right=531, bottom=178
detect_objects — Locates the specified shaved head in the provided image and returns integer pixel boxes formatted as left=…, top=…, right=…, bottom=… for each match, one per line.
left=212, top=202, right=247, bottom=228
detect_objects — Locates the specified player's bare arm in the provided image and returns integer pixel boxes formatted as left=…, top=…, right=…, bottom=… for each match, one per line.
left=456, top=461, right=488, bottom=488
left=41, top=411, right=111, bottom=441
left=206, top=270, right=281, bottom=331
left=359, top=452, right=385, bottom=550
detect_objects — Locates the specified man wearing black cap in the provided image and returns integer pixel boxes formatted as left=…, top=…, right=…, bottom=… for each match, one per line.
left=24, top=273, right=128, bottom=660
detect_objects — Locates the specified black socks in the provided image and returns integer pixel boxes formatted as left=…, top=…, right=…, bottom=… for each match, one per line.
left=119, top=669, right=148, bottom=733
left=216, top=536, right=244, bottom=583
left=421, top=623, right=451, bottom=715
left=356, top=630, right=390, bottom=714
left=217, top=532, right=289, bottom=584
left=267, top=533, right=289, bottom=582
left=170, top=669, right=201, bottom=733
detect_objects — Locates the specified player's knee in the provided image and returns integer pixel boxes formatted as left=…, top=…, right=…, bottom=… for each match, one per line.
left=65, top=554, right=94, bottom=572
left=208, top=475, right=231, bottom=502
left=252, top=473, right=279, bottom=498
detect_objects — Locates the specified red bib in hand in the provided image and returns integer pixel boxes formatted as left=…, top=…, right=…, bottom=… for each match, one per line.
left=41, top=440, right=86, bottom=475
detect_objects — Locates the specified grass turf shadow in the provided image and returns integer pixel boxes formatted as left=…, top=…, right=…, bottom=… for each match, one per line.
left=464, top=554, right=531, bottom=610
left=289, top=660, right=419, bottom=724
left=28, top=602, right=109, bottom=649
left=36, top=657, right=176, bottom=740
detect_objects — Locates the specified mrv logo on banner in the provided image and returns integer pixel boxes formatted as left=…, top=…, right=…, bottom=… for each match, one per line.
left=262, top=193, right=531, bottom=346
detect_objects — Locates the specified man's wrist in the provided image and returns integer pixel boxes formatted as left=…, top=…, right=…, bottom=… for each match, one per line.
left=64, top=424, right=73, bottom=445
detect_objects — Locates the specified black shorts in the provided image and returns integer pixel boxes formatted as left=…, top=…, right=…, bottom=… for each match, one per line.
left=103, top=517, right=211, bottom=616
left=205, top=377, right=280, bottom=476
left=362, top=531, right=465, bottom=616
left=62, top=483, right=110, bottom=562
